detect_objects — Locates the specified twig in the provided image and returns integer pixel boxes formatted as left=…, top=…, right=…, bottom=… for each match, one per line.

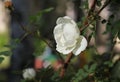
left=97, top=0, right=111, bottom=15
left=88, top=0, right=97, bottom=16
left=60, top=52, right=73, bottom=77
left=5, top=2, right=28, bottom=32
left=80, top=0, right=112, bottom=32
left=80, top=0, right=97, bottom=31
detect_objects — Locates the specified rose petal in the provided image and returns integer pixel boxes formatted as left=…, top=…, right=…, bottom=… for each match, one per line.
left=56, top=44, right=75, bottom=55
left=63, top=16, right=77, bottom=25
left=56, top=16, right=77, bottom=26
left=54, top=22, right=79, bottom=48
left=63, top=23, right=79, bottom=47
left=56, top=17, right=70, bottom=25
left=72, top=36, right=87, bottom=55
left=54, top=24, right=63, bottom=43
left=63, top=23, right=79, bottom=40
left=56, top=16, right=72, bottom=25
left=63, top=16, right=71, bottom=19
left=54, top=24, right=63, bottom=38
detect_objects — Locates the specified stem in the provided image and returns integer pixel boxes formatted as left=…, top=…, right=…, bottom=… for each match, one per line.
left=80, top=0, right=97, bottom=31
left=97, top=0, right=111, bottom=15
left=80, top=0, right=112, bottom=32
left=60, top=52, right=73, bottom=77
left=88, top=0, right=97, bottom=16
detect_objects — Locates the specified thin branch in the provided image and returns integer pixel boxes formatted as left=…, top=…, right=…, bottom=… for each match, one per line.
left=60, top=52, right=73, bottom=77
left=5, top=1, right=29, bottom=33
left=80, top=0, right=97, bottom=31
left=80, top=0, right=112, bottom=32
left=97, top=0, right=111, bottom=15
left=88, top=0, right=97, bottom=16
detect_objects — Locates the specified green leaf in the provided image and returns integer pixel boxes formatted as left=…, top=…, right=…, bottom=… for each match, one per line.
left=30, top=7, right=54, bottom=24
left=72, top=69, right=83, bottom=81
left=42, top=7, right=54, bottom=13
left=0, top=57, right=4, bottom=63
left=101, top=19, right=107, bottom=24
left=0, top=51, right=11, bottom=56
left=96, top=0, right=102, bottom=7
left=82, top=72, right=88, bottom=78
left=78, top=69, right=84, bottom=75
left=77, top=21, right=82, bottom=28
left=106, top=23, right=112, bottom=32
left=109, top=14, right=115, bottom=22
left=88, top=32, right=93, bottom=44
left=4, top=44, right=16, bottom=49
left=89, top=63, right=97, bottom=73
left=111, top=61, right=120, bottom=80
left=84, top=65, right=89, bottom=71
left=110, top=20, right=120, bottom=37
left=90, top=25, right=95, bottom=30
left=118, top=32, right=120, bottom=39
left=113, top=20, right=120, bottom=30
left=102, top=31, right=108, bottom=35
left=21, top=79, right=27, bottom=82
left=72, top=68, right=89, bottom=82
left=104, top=61, right=113, bottom=67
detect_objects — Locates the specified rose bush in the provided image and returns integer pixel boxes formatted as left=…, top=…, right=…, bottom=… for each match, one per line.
left=53, top=16, right=87, bottom=55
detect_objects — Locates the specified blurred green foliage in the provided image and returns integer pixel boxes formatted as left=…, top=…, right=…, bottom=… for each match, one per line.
left=0, top=34, right=9, bottom=51
left=33, top=38, right=46, bottom=57
left=0, top=32, right=10, bottom=65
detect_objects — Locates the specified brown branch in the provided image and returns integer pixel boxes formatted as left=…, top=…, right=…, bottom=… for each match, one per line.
left=88, top=0, right=97, bottom=16
left=60, top=52, right=73, bottom=77
left=80, top=0, right=97, bottom=31
left=97, top=0, right=111, bottom=15
left=80, top=0, right=112, bottom=32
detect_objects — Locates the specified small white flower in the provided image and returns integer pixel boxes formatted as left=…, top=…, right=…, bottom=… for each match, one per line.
left=53, top=16, right=87, bottom=55
left=23, top=68, right=36, bottom=80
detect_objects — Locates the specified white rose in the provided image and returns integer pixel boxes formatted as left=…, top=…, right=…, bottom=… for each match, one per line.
left=53, top=16, right=87, bottom=55
left=23, top=68, right=36, bottom=80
